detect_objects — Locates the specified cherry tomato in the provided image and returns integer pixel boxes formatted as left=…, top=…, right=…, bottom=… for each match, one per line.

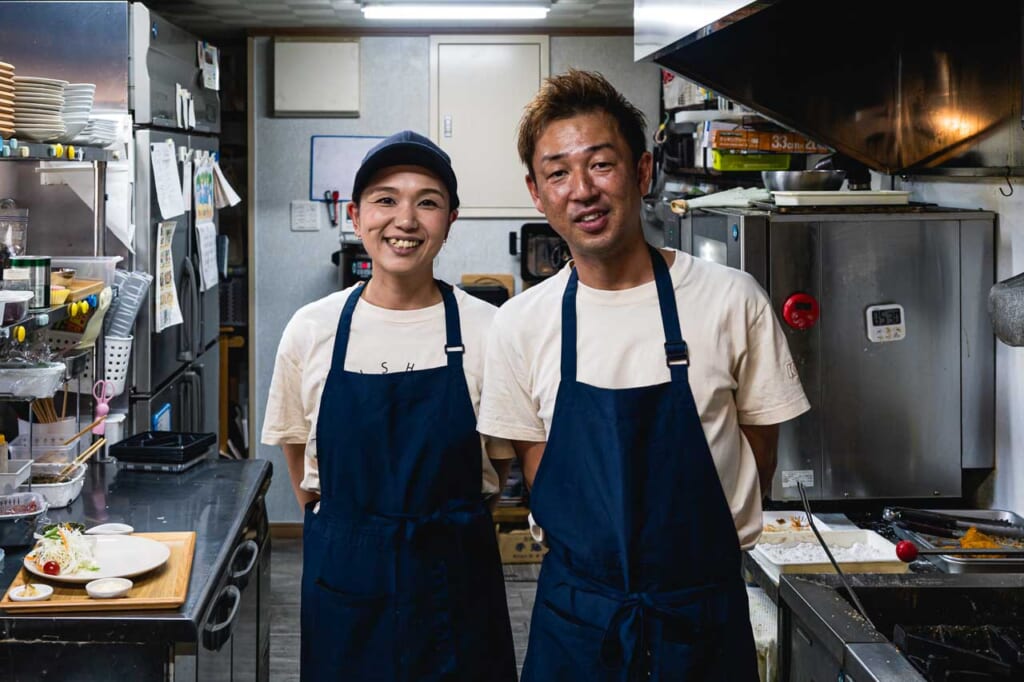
left=42, top=561, right=60, bottom=576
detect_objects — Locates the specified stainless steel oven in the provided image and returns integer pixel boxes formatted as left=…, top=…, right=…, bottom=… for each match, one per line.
left=667, top=205, right=995, bottom=502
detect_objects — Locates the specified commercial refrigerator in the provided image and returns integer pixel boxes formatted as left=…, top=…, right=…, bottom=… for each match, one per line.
left=128, top=3, right=221, bottom=437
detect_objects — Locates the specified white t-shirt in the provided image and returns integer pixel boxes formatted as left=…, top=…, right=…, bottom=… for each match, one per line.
left=477, top=249, right=810, bottom=549
left=261, top=284, right=516, bottom=496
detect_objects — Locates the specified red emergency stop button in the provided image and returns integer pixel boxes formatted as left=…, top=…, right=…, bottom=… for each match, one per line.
left=782, top=292, right=820, bottom=330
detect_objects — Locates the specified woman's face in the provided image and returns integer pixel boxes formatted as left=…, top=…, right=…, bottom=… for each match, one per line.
left=349, top=165, right=457, bottom=281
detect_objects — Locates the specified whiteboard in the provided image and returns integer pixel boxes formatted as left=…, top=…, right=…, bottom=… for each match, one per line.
left=309, top=135, right=386, bottom=202
left=273, top=38, right=360, bottom=117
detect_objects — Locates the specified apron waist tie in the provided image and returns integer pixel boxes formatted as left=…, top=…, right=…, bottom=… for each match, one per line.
left=372, top=498, right=487, bottom=544
left=554, top=562, right=725, bottom=673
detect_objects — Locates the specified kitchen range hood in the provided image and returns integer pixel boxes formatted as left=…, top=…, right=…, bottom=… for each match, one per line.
left=635, top=0, right=1023, bottom=175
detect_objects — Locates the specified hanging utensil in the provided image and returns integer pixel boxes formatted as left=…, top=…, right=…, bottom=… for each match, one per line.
left=796, top=482, right=876, bottom=631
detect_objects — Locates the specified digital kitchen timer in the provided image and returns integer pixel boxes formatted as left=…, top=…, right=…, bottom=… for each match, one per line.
left=865, top=303, right=906, bottom=343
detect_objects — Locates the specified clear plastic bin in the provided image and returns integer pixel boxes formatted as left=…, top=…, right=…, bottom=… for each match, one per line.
left=49, top=256, right=123, bottom=287
left=10, top=437, right=79, bottom=463
left=0, top=491, right=47, bottom=547
left=0, top=459, right=32, bottom=494
left=20, top=463, right=86, bottom=508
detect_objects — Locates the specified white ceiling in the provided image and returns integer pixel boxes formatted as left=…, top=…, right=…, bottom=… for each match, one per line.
left=142, top=0, right=636, bottom=37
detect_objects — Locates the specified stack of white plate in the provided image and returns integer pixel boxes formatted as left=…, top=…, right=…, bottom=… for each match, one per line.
left=61, top=83, right=95, bottom=142
left=72, top=117, right=119, bottom=147
left=0, top=62, right=14, bottom=139
left=13, top=76, right=68, bottom=142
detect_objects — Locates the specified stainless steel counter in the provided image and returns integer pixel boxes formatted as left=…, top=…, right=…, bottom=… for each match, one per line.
left=0, top=458, right=273, bottom=681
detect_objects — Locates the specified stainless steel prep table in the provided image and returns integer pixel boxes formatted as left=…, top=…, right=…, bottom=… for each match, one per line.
left=0, top=458, right=272, bottom=681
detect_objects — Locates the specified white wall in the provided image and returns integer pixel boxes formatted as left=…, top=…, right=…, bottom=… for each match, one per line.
left=250, top=35, right=660, bottom=523
left=896, top=175, right=1024, bottom=515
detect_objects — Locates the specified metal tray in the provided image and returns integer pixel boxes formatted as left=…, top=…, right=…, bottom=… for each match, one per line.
left=892, top=509, right=1024, bottom=573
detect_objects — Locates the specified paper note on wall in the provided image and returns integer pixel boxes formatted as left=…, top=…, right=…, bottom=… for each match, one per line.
left=212, top=161, right=241, bottom=208
left=194, top=159, right=215, bottom=223
left=182, top=160, right=192, bottom=213
left=195, top=220, right=219, bottom=291
left=151, top=140, right=185, bottom=219
left=156, top=220, right=183, bottom=332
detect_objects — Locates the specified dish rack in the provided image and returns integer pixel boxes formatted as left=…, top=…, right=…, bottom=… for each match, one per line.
left=43, top=330, right=133, bottom=396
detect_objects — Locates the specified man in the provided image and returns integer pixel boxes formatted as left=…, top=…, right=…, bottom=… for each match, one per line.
left=477, top=70, right=810, bottom=680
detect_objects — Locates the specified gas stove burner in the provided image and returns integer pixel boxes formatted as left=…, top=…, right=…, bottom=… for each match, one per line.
left=894, top=624, right=1024, bottom=680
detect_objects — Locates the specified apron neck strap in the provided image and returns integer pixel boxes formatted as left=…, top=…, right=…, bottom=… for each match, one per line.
left=333, top=280, right=465, bottom=369
left=560, top=247, right=688, bottom=382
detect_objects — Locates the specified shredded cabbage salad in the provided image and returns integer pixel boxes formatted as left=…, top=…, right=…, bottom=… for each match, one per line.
left=26, top=523, right=99, bottom=575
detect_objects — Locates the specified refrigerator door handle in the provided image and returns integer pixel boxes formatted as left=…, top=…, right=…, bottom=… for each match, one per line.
left=192, top=252, right=205, bottom=352
left=188, top=369, right=203, bottom=432
left=178, top=257, right=197, bottom=362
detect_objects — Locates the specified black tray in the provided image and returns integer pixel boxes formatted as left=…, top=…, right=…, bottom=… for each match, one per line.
left=109, top=431, right=216, bottom=463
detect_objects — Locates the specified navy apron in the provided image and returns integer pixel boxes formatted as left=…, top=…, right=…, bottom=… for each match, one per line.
left=521, top=248, right=758, bottom=681
left=301, top=281, right=517, bottom=681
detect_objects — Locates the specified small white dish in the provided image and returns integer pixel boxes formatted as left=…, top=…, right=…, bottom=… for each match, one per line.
left=86, top=577, right=132, bottom=599
left=86, top=522, right=133, bottom=535
left=9, top=583, right=54, bottom=602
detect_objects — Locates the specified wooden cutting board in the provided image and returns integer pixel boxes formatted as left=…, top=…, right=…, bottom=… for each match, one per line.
left=0, top=531, right=196, bottom=613
left=65, top=278, right=105, bottom=302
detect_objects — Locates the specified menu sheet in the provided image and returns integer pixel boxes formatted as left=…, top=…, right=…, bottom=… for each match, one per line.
left=156, top=220, right=183, bottom=332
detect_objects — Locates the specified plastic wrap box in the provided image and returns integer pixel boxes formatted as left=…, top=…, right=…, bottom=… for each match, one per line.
left=709, top=129, right=830, bottom=154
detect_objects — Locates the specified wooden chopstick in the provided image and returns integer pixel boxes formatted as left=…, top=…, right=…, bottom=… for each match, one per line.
left=56, top=437, right=106, bottom=481
left=61, top=416, right=106, bottom=446
left=61, top=383, right=69, bottom=420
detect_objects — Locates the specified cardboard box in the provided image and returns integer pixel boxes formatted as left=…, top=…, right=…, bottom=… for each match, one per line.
left=497, top=529, right=547, bottom=564
left=709, top=129, right=830, bottom=154
left=709, top=149, right=790, bottom=171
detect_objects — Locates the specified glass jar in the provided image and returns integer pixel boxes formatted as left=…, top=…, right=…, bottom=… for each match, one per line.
left=9, top=256, right=50, bottom=309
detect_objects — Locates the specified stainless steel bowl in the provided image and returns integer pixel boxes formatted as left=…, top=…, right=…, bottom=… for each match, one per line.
left=762, top=170, right=847, bottom=191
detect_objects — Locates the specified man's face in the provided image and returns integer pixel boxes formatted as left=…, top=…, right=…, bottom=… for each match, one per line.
left=349, top=164, right=457, bottom=279
left=526, top=112, right=652, bottom=262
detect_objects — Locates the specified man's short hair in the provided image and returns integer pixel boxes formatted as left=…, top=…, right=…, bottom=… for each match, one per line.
left=517, top=69, right=647, bottom=180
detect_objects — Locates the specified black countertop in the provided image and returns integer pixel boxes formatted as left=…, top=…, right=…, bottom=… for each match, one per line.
left=0, top=458, right=272, bottom=642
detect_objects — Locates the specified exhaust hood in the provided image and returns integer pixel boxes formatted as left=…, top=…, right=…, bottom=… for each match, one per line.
left=636, top=0, right=1023, bottom=174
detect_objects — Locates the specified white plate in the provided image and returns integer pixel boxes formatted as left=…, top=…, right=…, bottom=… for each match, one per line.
left=24, top=534, right=171, bottom=583
left=14, top=76, right=69, bottom=86
left=8, top=583, right=53, bottom=601
left=762, top=511, right=831, bottom=534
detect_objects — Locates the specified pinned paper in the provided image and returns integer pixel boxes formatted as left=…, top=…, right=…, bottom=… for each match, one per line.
left=199, top=41, right=220, bottom=91
left=194, top=159, right=215, bottom=222
left=187, top=98, right=196, bottom=129
left=150, top=140, right=185, bottom=219
left=195, top=220, right=219, bottom=291
left=182, top=160, right=192, bottom=212
left=175, top=83, right=183, bottom=128
left=156, top=220, right=183, bottom=332
left=212, top=161, right=241, bottom=208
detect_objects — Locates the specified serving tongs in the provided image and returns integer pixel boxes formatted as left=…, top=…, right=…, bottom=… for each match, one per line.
left=882, top=507, right=1024, bottom=539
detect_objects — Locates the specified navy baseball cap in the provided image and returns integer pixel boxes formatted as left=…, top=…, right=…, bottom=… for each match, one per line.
left=351, top=130, right=460, bottom=210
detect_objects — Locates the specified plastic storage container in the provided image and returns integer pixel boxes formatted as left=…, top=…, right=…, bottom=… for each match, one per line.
left=0, top=459, right=32, bottom=494
left=16, top=417, right=79, bottom=447
left=0, top=290, right=34, bottom=324
left=49, top=256, right=122, bottom=287
left=10, top=437, right=79, bottom=464
left=0, top=491, right=47, bottom=547
left=20, top=463, right=86, bottom=508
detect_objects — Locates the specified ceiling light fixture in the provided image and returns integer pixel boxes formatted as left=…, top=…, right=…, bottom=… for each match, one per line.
left=361, top=2, right=551, bottom=20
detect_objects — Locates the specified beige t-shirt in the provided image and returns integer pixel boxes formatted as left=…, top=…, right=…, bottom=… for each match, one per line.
left=477, top=249, right=810, bottom=549
left=261, top=284, right=516, bottom=496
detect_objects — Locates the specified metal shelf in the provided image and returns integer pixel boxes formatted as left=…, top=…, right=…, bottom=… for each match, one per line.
left=0, top=300, right=91, bottom=340
left=0, top=140, right=122, bottom=163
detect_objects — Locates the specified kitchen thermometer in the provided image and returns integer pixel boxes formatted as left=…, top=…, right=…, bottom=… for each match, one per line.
left=865, top=304, right=906, bottom=343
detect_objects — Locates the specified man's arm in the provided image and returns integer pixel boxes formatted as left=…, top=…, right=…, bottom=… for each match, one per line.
left=739, top=423, right=779, bottom=498
left=281, top=443, right=320, bottom=510
left=512, top=440, right=547, bottom=489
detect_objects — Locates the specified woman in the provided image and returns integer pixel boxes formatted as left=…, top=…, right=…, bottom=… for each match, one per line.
left=262, top=130, right=518, bottom=681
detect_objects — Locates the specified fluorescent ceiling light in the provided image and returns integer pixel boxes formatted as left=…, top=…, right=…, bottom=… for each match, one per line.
left=362, top=3, right=550, bottom=20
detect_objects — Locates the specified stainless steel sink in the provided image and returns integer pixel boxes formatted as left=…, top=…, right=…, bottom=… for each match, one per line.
left=778, top=572, right=1024, bottom=681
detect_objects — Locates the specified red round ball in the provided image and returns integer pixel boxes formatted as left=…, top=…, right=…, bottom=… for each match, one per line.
left=895, top=540, right=919, bottom=562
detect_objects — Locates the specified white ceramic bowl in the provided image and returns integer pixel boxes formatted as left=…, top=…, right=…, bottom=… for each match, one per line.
left=9, top=583, right=54, bottom=601
left=86, top=577, right=132, bottom=599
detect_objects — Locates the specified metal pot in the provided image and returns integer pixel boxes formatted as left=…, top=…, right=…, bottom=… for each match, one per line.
left=762, top=170, right=847, bottom=191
